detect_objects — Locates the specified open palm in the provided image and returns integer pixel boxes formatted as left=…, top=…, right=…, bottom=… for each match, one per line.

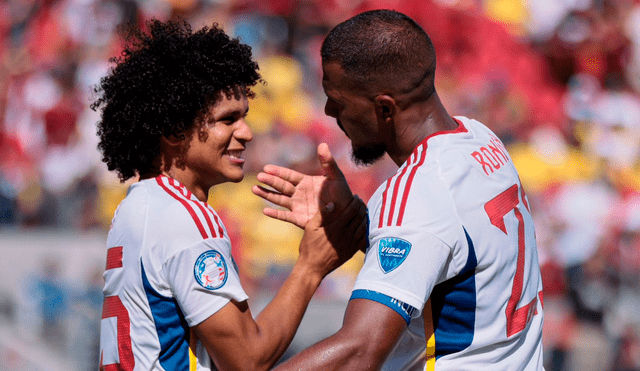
left=252, top=143, right=353, bottom=229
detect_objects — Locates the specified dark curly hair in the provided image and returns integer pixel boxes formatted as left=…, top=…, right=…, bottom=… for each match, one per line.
left=92, top=19, right=261, bottom=181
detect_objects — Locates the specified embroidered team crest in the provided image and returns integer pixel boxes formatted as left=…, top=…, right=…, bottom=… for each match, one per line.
left=378, top=237, right=411, bottom=273
left=194, top=250, right=228, bottom=290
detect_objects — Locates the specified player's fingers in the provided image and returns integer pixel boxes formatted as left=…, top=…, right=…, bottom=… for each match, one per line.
left=256, top=172, right=297, bottom=197
left=342, top=196, right=367, bottom=235
left=262, top=208, right=304, bottom=229
left=346, top=216, right=367, bottom=253
left=327, top=195, right=360, bottom=228
left=320, top=202, right=335, bottom=220
left=317, top=143, right=346, bottom=181
left=325, top=196, right=367, bottom=255
left=251, top=185, right=293, bottom=210
left=262, top=164, right=305, bottom=186
left=309, top=202, right=334, bottom=228
left=352, top=210, right=369, bottom=253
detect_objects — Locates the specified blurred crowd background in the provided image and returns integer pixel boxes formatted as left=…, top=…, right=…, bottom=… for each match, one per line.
left=1, top=0, right=640, bottom=370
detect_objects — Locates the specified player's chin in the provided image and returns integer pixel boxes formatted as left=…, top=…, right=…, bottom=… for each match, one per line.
left=226, top=168, right=246, bottom=183
left=352, top=143, right=385, bottom=166
left=214, top=167, right=245, bottom=185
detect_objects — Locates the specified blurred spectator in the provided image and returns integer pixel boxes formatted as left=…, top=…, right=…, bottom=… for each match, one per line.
left=34, top=257, right=68, bottom=352
left=68, top=264, right=103, bottom=371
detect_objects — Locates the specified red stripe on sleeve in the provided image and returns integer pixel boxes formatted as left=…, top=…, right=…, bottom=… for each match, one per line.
left=156, top=177, right=209, bottom=239
left=396, top=147, right=427, bottom=226
left=105, top=246, right=123, bottom=270
left=193, top=201, right=219, bottom=238
left=393, top=118, right=467, bottom=226
left=168, top=179, right=219, bottom=238
left=209, top=207, right=225, bottom=238
left=386, top=153, right=414, bottom=227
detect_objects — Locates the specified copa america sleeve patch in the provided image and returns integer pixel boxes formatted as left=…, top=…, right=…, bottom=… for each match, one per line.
left=194, top=250, right=228, bottom=290
left=350, top=289, right=416, bottom=325
left=378, top=237, right=411, bottom=273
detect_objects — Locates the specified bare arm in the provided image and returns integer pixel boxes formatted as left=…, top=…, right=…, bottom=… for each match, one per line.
left=192, top=267, right=321, bottom=371
left=193, top=197, right=368, bottom=371
left=272, top=298, right=408, bottom=371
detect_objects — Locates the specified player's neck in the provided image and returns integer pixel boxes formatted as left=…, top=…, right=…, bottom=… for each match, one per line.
left=143, top=151, right=211, bottom=202
left=388, top=92, right=457, bottom=166
left=162, top=168, right=210, bottom=202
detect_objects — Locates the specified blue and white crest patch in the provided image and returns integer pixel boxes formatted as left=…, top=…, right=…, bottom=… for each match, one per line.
left=378, top=237, right=411, bottom=273
left=194, top=250, right=228, bottom=290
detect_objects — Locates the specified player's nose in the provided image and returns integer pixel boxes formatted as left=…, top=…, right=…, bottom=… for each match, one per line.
left=235, top=118, right=253, bottom=143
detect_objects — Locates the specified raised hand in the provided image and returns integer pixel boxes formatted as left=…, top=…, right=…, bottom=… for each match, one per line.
left=252, top=143, right=354, bottom=229
left=298, top=195, right=368, bottom=278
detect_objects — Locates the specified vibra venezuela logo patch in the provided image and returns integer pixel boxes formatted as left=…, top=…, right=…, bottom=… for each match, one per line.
left=378, top=237, right=411, bottom=273
left=194, top=250, right=228, bottom=290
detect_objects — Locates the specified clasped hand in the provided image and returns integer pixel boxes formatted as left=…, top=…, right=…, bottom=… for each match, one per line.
left=252, top=143, right=368, bottom=272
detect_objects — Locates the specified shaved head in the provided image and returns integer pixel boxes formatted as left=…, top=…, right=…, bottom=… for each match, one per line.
left=321, top=9, right=436, bottom=100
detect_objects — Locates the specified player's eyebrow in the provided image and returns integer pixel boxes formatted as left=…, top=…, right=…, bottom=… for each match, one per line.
left=215, top=106, right=249, bottom=121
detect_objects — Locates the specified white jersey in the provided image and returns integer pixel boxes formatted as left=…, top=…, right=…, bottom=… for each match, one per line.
left=352, top=117, right=544, bottom=371
left=100, top=175, right=248, bottom=371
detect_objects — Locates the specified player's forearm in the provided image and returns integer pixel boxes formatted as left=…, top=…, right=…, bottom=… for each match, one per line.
left=251, top=262, right=324, bottom=368
left=272, top=330, right=379, bottom=371
left=273, top=298, right=407, bottom=371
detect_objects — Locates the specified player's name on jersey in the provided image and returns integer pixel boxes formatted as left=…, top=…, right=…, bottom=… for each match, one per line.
left=470, top=135, right=510, bottom=176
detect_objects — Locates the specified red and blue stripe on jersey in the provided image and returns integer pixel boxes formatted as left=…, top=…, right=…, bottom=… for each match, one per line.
left=144, top=175, right=225, bottom=370
left=378, top=120, right=468, bottom=228
left=375, top=120, right=476, bottom=365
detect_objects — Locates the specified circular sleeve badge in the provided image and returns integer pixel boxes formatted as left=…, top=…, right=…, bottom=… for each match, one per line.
left=194, top=250, right=228, bottom=290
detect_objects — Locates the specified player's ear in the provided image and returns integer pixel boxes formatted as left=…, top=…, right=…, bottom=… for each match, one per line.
left=160, top=131, right=190, bottom=170
left=161, top=131, right=187, bottom=147
left=374, top=94, right=396, bottom=122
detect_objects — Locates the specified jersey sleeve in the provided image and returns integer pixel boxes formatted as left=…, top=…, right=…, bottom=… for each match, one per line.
left=162, top=238, right=248, bottom=327
left=353, top=163, right=470, bottom=317
left=353, top=227, right=451, bottom=317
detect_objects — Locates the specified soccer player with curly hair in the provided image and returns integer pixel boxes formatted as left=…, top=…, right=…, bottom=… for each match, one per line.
left=93, top=19, right=366, bottom=371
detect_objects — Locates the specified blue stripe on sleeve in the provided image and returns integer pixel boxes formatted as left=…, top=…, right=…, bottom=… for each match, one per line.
left=350, top=289, right=416, bottom=325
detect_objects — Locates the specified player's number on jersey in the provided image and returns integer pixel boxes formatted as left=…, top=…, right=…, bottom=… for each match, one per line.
left=485, top=184, right=540, bottom=337
left=101, top=246, right=135, bottom=371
